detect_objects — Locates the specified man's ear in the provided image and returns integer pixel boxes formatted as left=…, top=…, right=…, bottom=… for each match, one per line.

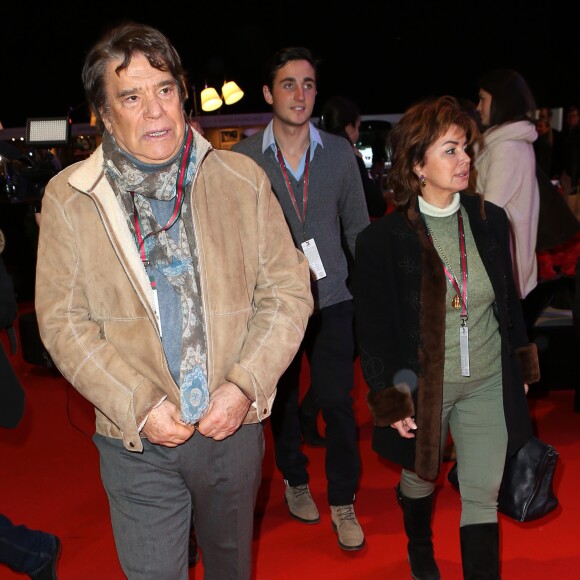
left=101, top=109, right=113, bottom=134
left=263, top=85, right=273, bottom=105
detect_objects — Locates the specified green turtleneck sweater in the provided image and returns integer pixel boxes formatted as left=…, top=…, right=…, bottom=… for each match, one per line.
left=419, top=194, right=501, bottom=382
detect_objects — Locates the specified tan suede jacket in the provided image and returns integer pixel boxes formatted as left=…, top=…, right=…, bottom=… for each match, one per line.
left=35, top=130, right=313, bottom=452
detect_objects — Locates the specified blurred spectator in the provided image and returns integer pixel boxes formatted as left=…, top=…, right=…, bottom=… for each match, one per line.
left=537, top=106, right=564, bottom=178
left=317, top=96, right=386, bottom=283
left=0, top=515, right=60, bottom=580
left=474, top=68, right=540, bottom=301
left=370, top=134, right=388, bottom=191
left=534, top=117, right=554, bottom=177
left=318, top=96, right=387, bottom=218
left=458, top=98, right=483, bottom=192
left=560, top=105, right=580, bottom=198
left=0, top=254, right=61, bottom=579
left=303, top=96, right=387, bottom=448
left=534, top=106, right=580, bottom=319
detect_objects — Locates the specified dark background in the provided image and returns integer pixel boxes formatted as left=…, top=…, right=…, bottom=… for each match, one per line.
left=1, top=1, right=578, bottom=129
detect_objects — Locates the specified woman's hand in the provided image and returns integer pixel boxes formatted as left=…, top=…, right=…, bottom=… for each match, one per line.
left=391, top=416, right=417, bottom=438
left=524, top=383, right=529, bottom=395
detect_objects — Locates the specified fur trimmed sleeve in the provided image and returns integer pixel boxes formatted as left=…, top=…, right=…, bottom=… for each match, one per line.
left=367, top=386, right=415, bottom=427
left=516, top=343, right=540, bottom=385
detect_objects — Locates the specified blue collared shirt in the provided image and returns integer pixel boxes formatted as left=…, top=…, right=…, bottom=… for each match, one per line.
left=261, top=121, right=323, bottom=180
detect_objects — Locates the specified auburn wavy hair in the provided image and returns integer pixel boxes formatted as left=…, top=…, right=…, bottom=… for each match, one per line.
left=387, top=95, right=482, bottom=210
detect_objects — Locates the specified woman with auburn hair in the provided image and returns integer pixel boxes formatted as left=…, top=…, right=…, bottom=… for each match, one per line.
left=354, top=95, right=538, bottom=579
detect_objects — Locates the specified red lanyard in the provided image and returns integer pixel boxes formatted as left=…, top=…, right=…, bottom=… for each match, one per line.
left=275, top=143, right=310, bottom=224
left=425, top=209, right=469, bottom=320
left=131, top=127, right=193, bottom=265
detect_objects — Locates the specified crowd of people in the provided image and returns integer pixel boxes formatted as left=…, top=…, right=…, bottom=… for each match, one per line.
left=2, top=19, right=578, bottom=580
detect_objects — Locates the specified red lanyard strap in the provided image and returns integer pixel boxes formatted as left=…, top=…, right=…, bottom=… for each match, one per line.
left=275, top=143, right=310, bottom=224
left=424, top=209, right=468, bottom=319
left=457, top=210, right=468, bottom=320
left=132, top=127, right=194, bottom=264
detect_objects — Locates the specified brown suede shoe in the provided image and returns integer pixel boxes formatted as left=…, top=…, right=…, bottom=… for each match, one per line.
left=330, top=504, right=365, bottom=551
left=285, top=483, right=320, bottom=524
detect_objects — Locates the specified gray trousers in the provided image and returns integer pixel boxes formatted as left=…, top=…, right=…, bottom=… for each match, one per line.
left=94, top=423, right=264, bottom=580
left=400, top=371, right=507, bottom=526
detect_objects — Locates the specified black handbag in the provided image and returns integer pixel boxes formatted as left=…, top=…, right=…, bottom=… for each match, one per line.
left=447, top=435, right=559, bottom=522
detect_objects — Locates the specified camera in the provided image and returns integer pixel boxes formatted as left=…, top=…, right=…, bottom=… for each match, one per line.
left=0, top=145, right=58, bottom=205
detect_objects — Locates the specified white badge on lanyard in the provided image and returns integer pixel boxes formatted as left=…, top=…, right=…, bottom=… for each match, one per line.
left=301, top=238, right=327, bottom=280
left=151, top=282, right=163, bottom=339
left=460, top=322, right=469, bottom=376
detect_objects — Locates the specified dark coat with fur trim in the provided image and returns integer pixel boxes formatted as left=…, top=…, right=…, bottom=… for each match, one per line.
left=353, top=192, right=539, bottom=481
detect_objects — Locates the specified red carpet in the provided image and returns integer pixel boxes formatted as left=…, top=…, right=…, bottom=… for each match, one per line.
left=1, top=313, right=579, bottom=579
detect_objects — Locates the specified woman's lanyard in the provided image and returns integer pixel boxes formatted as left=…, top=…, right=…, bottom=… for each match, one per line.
left=130, top=127, right=194, bottom=336
left=424, top=209, right=470, bottom=376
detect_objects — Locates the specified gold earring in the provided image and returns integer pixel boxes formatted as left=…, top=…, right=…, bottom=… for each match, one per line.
left=419, top=174, right=427, bottom=187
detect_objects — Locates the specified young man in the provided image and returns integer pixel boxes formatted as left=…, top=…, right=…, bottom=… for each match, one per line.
left=35, top=23, right=312, bottom=579
left=233, top=47, right=369, bottom=551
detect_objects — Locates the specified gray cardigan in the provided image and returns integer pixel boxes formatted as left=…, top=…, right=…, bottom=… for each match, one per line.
left=233, top=126, right=370, bottom=309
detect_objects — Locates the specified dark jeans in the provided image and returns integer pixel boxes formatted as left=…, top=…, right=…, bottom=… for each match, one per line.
left=270, top=299, right=361, bottom=506
left=0, top=514, right=57, bottom=575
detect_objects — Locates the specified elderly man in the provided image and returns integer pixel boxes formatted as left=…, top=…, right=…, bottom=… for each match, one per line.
left=35, top=22, right=312, bottom=579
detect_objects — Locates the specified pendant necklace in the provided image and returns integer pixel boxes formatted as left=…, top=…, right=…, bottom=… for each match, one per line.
left=423, top=210, right=468, bottom=313
left=423, top=208, right=470, bottom=376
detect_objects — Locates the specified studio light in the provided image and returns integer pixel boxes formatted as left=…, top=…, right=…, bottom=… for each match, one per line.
left=26, top=117, right=70, bottom=146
